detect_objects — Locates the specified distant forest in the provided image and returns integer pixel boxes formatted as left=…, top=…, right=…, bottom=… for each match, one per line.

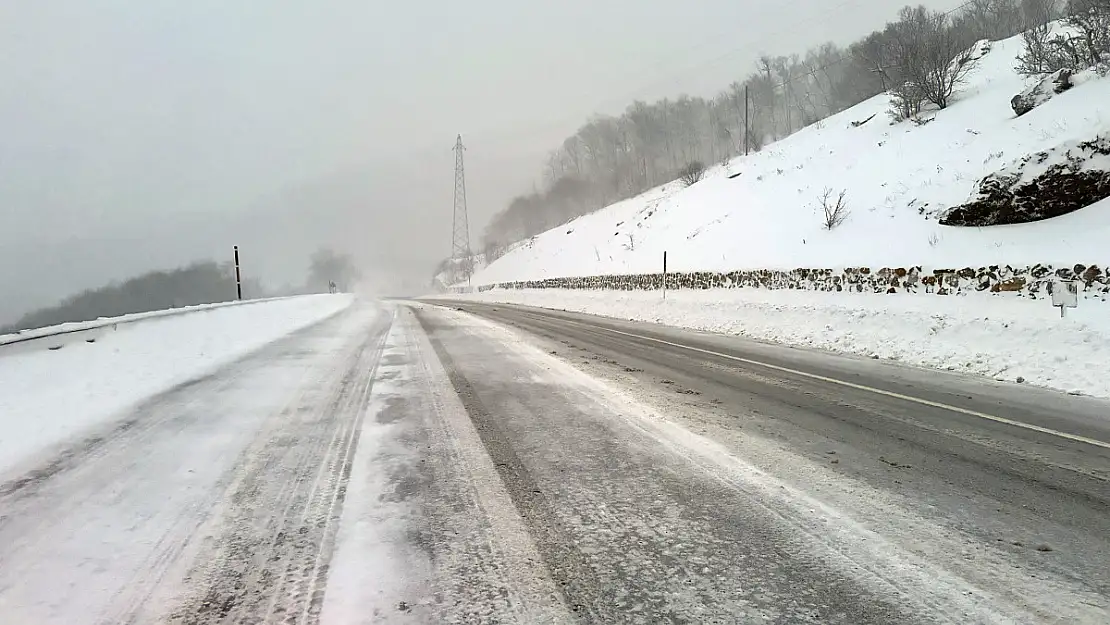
left=480, top=0, right=1096, bottom=260
left=2, top=248, right=360, bottom=333
left=1, top=262, right=262, bottom=333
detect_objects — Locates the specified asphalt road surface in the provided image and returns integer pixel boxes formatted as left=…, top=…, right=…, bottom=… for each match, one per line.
left=416, top=299, right=1110, bottom=624
left=1, top=299, right=1107, bottom=624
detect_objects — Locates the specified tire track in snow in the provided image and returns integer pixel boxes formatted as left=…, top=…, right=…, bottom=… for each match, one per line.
left=162, top=313, right=390, bottom=625
left=0, top=306, right=388, bottom=625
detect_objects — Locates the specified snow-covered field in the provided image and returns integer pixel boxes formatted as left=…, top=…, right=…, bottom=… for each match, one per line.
left=452, top=288, right=1110, bottom=399
left=0, top=293, right=353, bottom=474
left=471, top=31, right=1110, bottom=285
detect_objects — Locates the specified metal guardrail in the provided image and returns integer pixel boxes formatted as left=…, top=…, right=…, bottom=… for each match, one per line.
left=0, top=296, right=296, bottom=355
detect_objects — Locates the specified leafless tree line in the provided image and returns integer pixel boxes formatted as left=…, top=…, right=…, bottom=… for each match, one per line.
left=1018, top=0, right=1110, bottom=75
left=479, top=0, right=1072, bottom=261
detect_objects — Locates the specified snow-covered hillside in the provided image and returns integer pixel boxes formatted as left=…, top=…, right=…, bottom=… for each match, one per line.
left=472, top=31, right=1110, bottom=286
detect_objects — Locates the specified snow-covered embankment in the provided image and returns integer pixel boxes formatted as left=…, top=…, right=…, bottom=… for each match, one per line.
left=0, top=294, right=354, bottom=474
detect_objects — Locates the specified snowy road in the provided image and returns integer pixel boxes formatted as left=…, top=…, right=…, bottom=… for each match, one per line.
left=0, top=303, right=389, bottom=624
left=2, top=299, right=1108, bottom=623
left=412, top=301, right=1110, bottom=624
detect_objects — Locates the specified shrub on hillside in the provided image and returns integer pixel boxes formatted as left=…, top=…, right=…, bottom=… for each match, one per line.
left=818, top=188, right=851, bottom=230
left=679, top=161, right=707, bottom=187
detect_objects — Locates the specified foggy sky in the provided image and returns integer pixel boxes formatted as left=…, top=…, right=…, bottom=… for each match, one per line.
left=0, top=0, right=954, bottom=322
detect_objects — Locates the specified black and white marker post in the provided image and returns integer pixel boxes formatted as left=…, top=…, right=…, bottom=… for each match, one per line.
left=233, top=246, right=243, bottom=301
left=663, top=251, right=668, bottom=301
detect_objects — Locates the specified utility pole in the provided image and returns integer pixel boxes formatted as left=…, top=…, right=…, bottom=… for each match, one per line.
left=233, top=246, right=243, bottom=300
left=451, top=134, right=473, bottom=285
left=744, top=85, right=750, bottom=156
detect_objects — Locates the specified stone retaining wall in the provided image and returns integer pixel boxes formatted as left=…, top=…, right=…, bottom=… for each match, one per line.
left=480, top=263, right=1109, bottom=299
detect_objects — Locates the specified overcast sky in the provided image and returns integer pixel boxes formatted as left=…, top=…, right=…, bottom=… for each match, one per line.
left=0, top=0, right=955, bottom=322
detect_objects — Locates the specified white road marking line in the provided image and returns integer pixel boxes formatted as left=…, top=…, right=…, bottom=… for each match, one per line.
left=515, top=309, right=1110, bottom=451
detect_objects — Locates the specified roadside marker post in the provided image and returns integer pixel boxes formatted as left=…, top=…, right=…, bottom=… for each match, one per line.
left=663, top=251, right=668, bottom=301
left=233, top=246, right=243, bottom=301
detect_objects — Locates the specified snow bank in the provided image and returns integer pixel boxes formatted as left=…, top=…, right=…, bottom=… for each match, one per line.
left=470, top=30, right=1110, bottom=285
left=0, top=294, right=354, bottom=474
left=452, top=289, right=1110, bottom=398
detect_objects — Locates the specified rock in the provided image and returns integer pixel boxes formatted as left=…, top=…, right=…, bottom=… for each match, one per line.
left=1082, top=264, right=1104, bottom=286
left=991, top=277, right=1026, bottom=293
left=1011, top=69, right=1074, bottom=117
left=942, top=135, right=1110, bottom=227
left=1016, top=376, right=1025, bottom=383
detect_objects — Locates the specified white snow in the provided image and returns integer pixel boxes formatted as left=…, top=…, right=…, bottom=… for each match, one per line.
left=319, top=320, right=427, bottom=624
left=470, top=30, right=1110, bottom=285
left=451, top=288, right=1110, bottom=398
left=0, top=294, right=353, bottom=475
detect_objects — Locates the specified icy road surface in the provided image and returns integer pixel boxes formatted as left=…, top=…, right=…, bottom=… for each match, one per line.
left=1, top=300, right=1108, bottom=623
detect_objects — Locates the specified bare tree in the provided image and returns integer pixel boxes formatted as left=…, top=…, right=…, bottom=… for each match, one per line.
left=887, top=6, right=981, bottom=115
left=957, top=0, right=1025, bottom=41
left=1065, top=0, right=1110, bottom=67
left=1016, top=0, right=1110, bottom=75
left=1021, top=0, right=1059, bottom=26
left=818, top=188, right=850, bottom=230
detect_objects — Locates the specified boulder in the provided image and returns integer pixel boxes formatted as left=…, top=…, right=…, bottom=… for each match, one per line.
left=1011, top=69, right=1074, bottom=117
